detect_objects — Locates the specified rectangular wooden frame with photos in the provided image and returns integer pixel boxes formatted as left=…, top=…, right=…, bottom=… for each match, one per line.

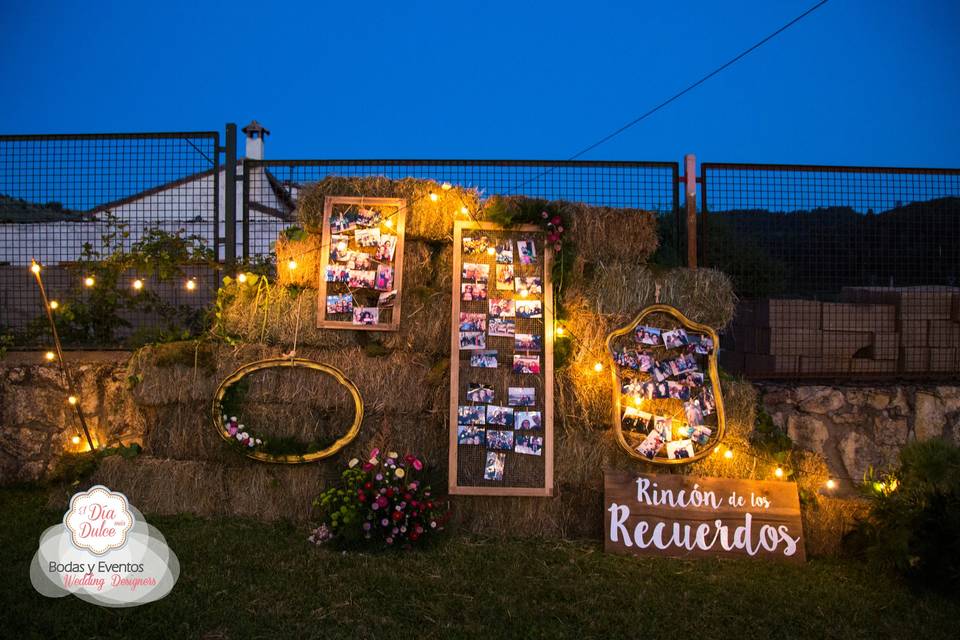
left=448, top=221, right=555, bottom=497
left=316, top=196, right=406, bottom=331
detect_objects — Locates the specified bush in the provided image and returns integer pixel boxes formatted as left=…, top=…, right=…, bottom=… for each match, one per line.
left=849, top=440, right=960, bottom=595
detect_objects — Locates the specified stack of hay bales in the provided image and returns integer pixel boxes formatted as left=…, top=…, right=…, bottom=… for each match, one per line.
left=92, top=175, right=846, bottom=550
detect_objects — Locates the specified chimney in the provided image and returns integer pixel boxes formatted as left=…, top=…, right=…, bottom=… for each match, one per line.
left=241, top=120, right=270, bottom=160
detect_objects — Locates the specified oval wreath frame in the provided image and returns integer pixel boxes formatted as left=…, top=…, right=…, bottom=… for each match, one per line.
left=211, top=357, right=364, bottom=464
left=605, top=304, right=726, bottom=466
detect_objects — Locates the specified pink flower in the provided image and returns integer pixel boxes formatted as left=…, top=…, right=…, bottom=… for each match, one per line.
left=557, top=225, right=564, bottom=233
left=369, top=448, right=380, bottom=459
left=554, top=243, right=562, bottom=251
left=541, top=211, right=549, bottom=219
left=412, top=459, right=423, bottom=471
left=551, top=215, right=562, bottom=226
left=362, top=463, right=374, bottom=471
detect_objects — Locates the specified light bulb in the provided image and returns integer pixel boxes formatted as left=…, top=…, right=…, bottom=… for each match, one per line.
left=460, top=206, right=469, bottom=215
left=132, top=279, right=143, bottom=290
left=287, top=259, right=298, bottom=271
left=384, top=219, right=393, bottom=229
left=825, top=479, right=836, bottom=490
left=486, top=247, right=496, bottom=256
left=336, top=241, right=348, bottom=252
left=774, top=467, right=784, bottom=478
left=30, top=263, right=41, bottom=274
left=68, top=395, right=78, bottom=405
left=83, top=276, right=95, bottom=287
left=45, top=351, right=56, bottom=361
left=429, top=192, right=438, bottom=202
left=441, top=182, right=452, bottom=191
left=185, top=279, right=196, bottom=291
left=632, top=396, right=642, bottom=407
left=71, top=435, right=81, bottom=445
left=555, top=326, right=565, bottom=337
left=49, top=300, right=59, bottom=310
left=723, top=449, right=734, bottom=460
left=237, top=273, right=247, bottom=283
left=520, top=289, right=529, bottom=298
left=593, top=362, right=603, bottom=373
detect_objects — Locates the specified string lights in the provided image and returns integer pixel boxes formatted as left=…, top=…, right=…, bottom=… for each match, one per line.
left=132, top=279, right=144, bottom=291
left=83, top=276, right=95, bottom=287
left=237, top=272, right=248, bottom=283
left=185, top=278, right=197, bottom=291
left=48, top=300, right=58, bottom=309
left=44, top=351, right=56, bottom=361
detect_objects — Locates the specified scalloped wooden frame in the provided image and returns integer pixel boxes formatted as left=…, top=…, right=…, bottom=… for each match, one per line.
left=605, top=304, right=725, bottom=465
left=212, top=357, right=364, bottom=464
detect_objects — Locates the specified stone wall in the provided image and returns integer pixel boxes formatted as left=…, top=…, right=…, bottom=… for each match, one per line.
left=759, top=383, right=960, bottom=482
left=0, top=351, right=144, bottom=483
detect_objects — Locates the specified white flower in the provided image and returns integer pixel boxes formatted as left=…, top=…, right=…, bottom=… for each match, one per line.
left=256, top=438, right=262, bottom=444
left=348, top=458, right=359, bottom=468
left=238, top=424, right=244, bottom=430
left=388, top=451, right=399, bottom=459
left=236, top=433, right=244, bottom=441
left=241, top=432, right=249, bottom=439
left=230, top=416, right=237, bottom=422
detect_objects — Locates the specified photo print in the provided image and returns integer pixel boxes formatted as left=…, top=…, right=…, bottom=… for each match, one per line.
left=457, top=425, right=485, bottom=446
left=514, top=333, right=543, bottom=352
left=378, top=290, right=397, bottom=308
left=699, top=387, right=716, bottom=415
left=374, top=265, right=394, bottom=291
left=622, top=407, right=653, bottom=432
left=515, top=411, right=542, bottom=430
left=512, top=355, right=541, bottom=375
left=488, top=317, right=516, bottom=337
left=635, top=325, right=662, bottom=346
left=330, top=235, right=350, bottom=262
left=459, top=312, right=487, bottom=332
left=515, top=434, right=543, bottom=456
left=651, top=360, right=673, bottom=383
left=355, top=206, right=383, bottom=227
left=461, top=283, right=488, bottom=301
left=462, top=235, right=492, bottom=256
left=375, top=234, right=397, bottom=262
left=668, top=354, right=699, bottom=377
left=457, top=405, right=486, bottom=425
left=684, top=401, right=705, bottom=428
left=516, top=239, right=537, bottom=265
left=486, top=429, right=515, bottom=451
left=635, top=430, right=664, bottom=460
left=653, top=416, right=673, bottom=442
left=325, top=294, right=353, bottom=315
left=459, top=332, right=486, bottom=350
left=467, top=382, right=495, bottom=403
left=495, top=241, right=513, bottom=264
left=348, top=269, right=376, bottom=289
left=484, top=451, right=506, bottom=481
left=667, top=381, right=691, bottom=401
left=614, top=348, right=640, bottom=370
left=462, top=263, right=490, bottom=283
left=330, top=208, right=359, bottom=233
left=488, top=298, right=515, bottom=318
left=507, top=387, right=535, bottom=406
left=621, top=377, right=645, bottom=396
left=666, top=439, right=695, bottom=460
left=485, top=405, right=515, bottom=428
left=346, top=252, right=372, bottom=270
left=496, top=265, right=515, bottom=290
left=514, top=277, right=543, bottom=296
left=352, top=307, right=379, bottom=326
left=677, top=424, right=712, bottom=446
left=638, top=352, right=655, bottom=373
left=675, top=371, right=705, bottom=387
left=515, top=300, right=542, bottom=319
left=355, top=227, right=381, bottom=248
left=662, top=327, right=690, bottom=350
left=470, top=350, right=498, bottom=368
left=325, top=265, right=350, bottom=283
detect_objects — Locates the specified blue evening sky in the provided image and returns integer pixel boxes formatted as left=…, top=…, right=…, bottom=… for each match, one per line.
left=1, top=0, right=958, bottom=167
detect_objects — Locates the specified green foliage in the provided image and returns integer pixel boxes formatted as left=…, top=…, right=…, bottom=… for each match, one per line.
left=151, top=340, right=216, bottom=373
left=47, top=443, right=142, bottom=486
left=0, top=330, right=13, bottom=359
left=849, top=440, right=960, bottom=595
left=281, top=225, right=309, bottom=242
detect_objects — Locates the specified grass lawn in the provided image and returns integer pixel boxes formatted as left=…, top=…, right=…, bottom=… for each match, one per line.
left=2, top=487, right=957, bottom=640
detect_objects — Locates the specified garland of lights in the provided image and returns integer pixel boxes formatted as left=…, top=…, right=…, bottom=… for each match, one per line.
left=211, top=356, right=364, bottom=464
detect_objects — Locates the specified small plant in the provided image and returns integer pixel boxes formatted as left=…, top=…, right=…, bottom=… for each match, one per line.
left=848, top=439, right=960, bottom=595
left=311, top=450, right=448, bottom=549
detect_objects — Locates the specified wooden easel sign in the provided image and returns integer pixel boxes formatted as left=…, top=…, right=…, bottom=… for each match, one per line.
left=448, top=221, right=555, bottom=497
left=316, top=196, right=406, bottom=331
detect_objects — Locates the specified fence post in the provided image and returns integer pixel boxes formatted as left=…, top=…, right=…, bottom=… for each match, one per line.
left=242, top=158, right=250, bottom=263
left=684, top=153, right=697, bottom=269
left=224, top=123, right=237, bottom=265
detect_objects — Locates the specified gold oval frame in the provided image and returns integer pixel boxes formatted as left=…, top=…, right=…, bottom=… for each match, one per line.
left=211, top=357, right=363, bottom=464
left=604, top=304, right=726, bottom=465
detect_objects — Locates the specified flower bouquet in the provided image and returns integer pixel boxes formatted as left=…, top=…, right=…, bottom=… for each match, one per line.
left=310, top=449, right=448, bottom=549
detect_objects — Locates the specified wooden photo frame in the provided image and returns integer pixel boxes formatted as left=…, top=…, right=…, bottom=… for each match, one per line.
left=605, top=304, right=726, bottom=465
left=448, top=221, right=555, bottom=497
left=316, top=196, right=406, bottom=331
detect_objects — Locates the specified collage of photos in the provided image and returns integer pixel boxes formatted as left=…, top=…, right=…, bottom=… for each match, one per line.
left=457, top=232, right=547, bottom=482
left=323, top=201, right=402, bottom=327
left=614, top=322, right=718, bottom=461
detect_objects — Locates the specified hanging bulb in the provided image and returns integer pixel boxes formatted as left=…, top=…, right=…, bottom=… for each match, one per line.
left=132, top=279, right=143, bottom=291
left=724, top=449, right=734, bottom=460
left=49, top=300, right=59, bottom=310
left=384, top=219, right=394, bottom=228
left=429, top=192, right=438, bottom=202
left=774, top=467, right=784, bottom=478
left=593, top=362, right=603, bottom=373
left=287, top=259, right=298, bottom=271
left=185, top=279, right=197, bottom=291
left=486, top=246, right=496, bottom=256
left=83, top=276, right=95, bottom=287
left=68, top=395, right=78, bottom=405
left=825, top=479, right=836, bottom=490
left=45, top=351, right=56, bottom=361
left=237, top=273, right=247, bottom=283
left=555, top=326, right=565, bottom=337
left=30, top=262, right=41, bottom=274
left=71, top=435, right=81, bottom=445
left=441, top=182, right=452, bottom=191
left=460, top=206, right=469, bottom=216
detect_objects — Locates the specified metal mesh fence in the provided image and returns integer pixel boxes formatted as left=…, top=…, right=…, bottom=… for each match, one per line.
left=241, top=159, right=680, bottom=262
left=702, top=163, right=960, bottom=378
left=0, top=132, right=220, bottom=346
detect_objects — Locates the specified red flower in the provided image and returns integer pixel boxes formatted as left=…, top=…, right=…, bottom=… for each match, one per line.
left=404, top=493, right=412, bottom=501
left=551, top=215, right=562, bottom=226
left=386, top=488, right=394, bottom=497
left=364, top=482, right=373, bottom=490
left=392, top=511, right=403, bottom=521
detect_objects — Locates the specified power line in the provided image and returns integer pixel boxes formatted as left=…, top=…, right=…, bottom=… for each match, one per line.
left=567, top=0, right=831, bottom=160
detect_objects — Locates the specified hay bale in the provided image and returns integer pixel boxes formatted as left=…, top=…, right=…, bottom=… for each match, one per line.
left=375, top=290, right=451, bottom=356
left=275, top=233, right=321, bottom=288
left=297, top=177, right=482, bottom=242
left=567, top=264, right=736, bottom=330
left=802, top=496, right=868, bottom=557
left=564, top=201, right=658, bottom=265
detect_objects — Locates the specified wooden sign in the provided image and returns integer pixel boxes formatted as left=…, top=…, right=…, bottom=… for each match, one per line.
left=316, top=196, right=406, bottom=331
left=604, top=471, right=806, bottom=563
left=448, top=221, right=554, bottom=497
